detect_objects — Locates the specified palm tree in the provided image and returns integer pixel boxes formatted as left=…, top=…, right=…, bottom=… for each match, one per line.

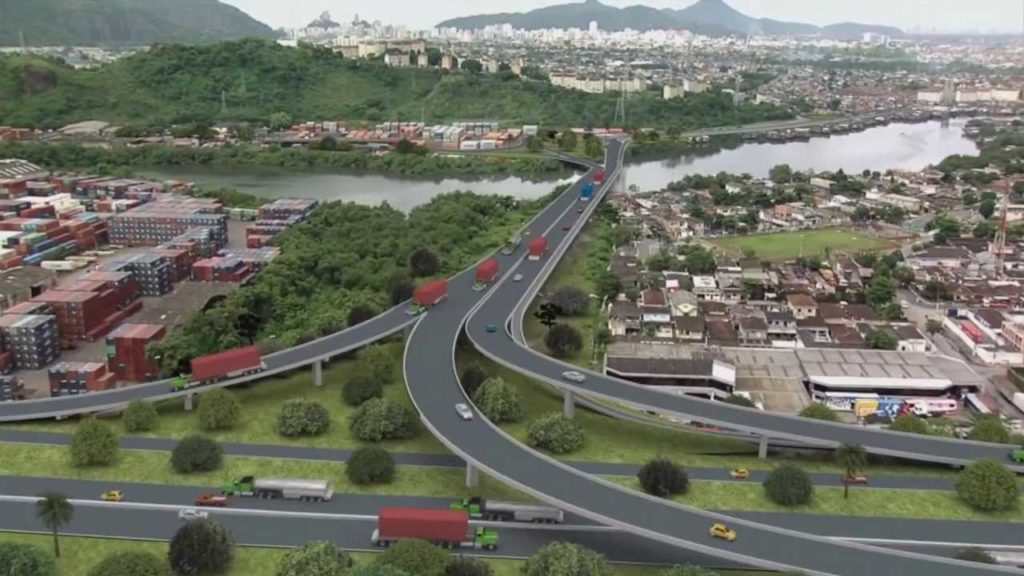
left=836, top=443, right=868, bottom=500
left=36, top=492, right=74, bottom=557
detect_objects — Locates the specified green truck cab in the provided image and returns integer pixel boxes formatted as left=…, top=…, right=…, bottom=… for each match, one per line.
left=473, top=526, right=499, bottom=550
left=1010, top=448, right=1024, bottom=463
left=170, top=375, right=190, bottom=392
left=450, top=497, right=482, bottom=516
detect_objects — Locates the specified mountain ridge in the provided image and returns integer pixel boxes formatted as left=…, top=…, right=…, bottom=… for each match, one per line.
left=437, top=0, right=903, bottom=38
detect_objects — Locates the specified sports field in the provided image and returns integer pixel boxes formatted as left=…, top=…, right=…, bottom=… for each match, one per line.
left=711, top=229, right=894, bottom=261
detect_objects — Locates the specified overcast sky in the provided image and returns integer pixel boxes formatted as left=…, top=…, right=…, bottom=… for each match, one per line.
left=221, top=0, right=1023, bottom=33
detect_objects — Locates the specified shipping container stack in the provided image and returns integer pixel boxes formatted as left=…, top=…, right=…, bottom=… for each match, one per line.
left=32, top=290, right=103, bottom=348
left=66, top=213, right=110, bottom=247
left=47, top=362, right=114, bottom=397
left=110, top=196, right=227, bottom=249
left=160, top=226, right=221, bottom=259
left=102, top=254, right=174, bottom=297
left=0, top=217, right=79, bottom=267
left=216, top=248, right=281, bottom=273
left=149, top=247, right=192, bottom=282
left=245, top=198, right=318, bottom=248
left=0, top=375, right=23, bottom=401
left=0, top=314, right=59, bottom=370
left=191, top=257, right=252, bottom=283
left=106, top=323, right=166, bottom=383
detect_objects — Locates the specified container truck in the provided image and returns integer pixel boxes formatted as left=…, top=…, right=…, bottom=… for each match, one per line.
left=501, top=234, right=522, bottom=255
left=473, top=259, right=499, bottom=291
left=221, top=476, right=334, bottom=501
left=371, top=508, right=498, bottom=550
left=527, top=236, right=548, bottom=261
left=579, top=182, right=594, bottom=202
left=407, top=279, right=448, bottom=315
left=450, top=497, right=564, bottom=524
left=170, top=345, right=265, bottom=391
left=594, top=170, right=606, bottom=184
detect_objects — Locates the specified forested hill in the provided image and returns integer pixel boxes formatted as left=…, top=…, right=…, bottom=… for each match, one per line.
left=0, top=39, right=791, bottom=130
left=0, top=0, right=275, bottom=46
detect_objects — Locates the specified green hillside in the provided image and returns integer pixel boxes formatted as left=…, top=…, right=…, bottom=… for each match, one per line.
left=0, top=39, right=792, bottom=129
left=0, top=0, right=275, bottom=46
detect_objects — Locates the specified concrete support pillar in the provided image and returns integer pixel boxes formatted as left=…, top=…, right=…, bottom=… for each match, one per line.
left=465, top=462, right=480, bottom=488
left=563, top=389, right=575, bottom=420
left=184, top=393, right=194, bottom=412
left=313, top=360, right=323, bottom=387
left=757, top=435, right=768, bottom=459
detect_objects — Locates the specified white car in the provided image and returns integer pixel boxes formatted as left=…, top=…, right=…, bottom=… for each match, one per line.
left=455, top=403, right=474, bottom=420
left=562, top=371, right=586, bottom=383
left=513, top=274, right=523, bottom=282
left=178, top=508, right=209, bottom=521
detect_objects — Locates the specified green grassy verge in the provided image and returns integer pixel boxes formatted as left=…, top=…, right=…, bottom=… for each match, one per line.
left=709, top=229, right=895, bottom=261
left=611, top=477, right=1024, bottom=523
left=7, top=342, right=445, bottom=454
left=0, top=532, right=777, bottom=576
left=0, top=442, right=521, bottom=501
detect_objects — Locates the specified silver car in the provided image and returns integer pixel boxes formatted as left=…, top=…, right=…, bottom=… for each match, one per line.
left=178, top=508, right=209, bottom=521
left=562, top=371, right=586, bottom=383
left=513, top=274, right=523, bottom=282
left=455, top=403, right=474, bottom=420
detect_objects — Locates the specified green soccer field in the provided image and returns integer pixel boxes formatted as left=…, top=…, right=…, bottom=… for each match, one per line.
left=710, top=229, right=894, bottom=261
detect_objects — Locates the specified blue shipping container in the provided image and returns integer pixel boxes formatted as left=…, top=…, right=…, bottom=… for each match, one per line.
left=580, top=182, right=594, bottom=201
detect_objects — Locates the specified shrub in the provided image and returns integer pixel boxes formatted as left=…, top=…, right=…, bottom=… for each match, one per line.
left=376, top=539, right=450, bottom=576
left=347, top=304, right=378, bottom=327
left=446, top=556, right=494, bottom=576
left=409, top=248, right=439, bottom=277
left=122, top=400, right=158, bottom=433
left=550, top=286, right=591, bottom=316
left=197, top=389, right=241, bottom=432
left=527, top=412, right=585, bottom=454
left=952, top=547, right=997, bottom=564
left=346, top=447, right=395, bottom=485
left=168, top=518, right=234, bottom=575
left=350, top=398, right=415, bottom=442
left=722, top=395, right=756, bottom=408
left=349, top=566, right=409, bottom=576
left=798, top=403, right=837, bottom=421
left=459, top=363, right=488, bottom=398
left=888, top=414, right=930, bottom=435
left=276, top=541, right=353, bottom=576
left=0, top=541, right=56, bottom=576
left=523, top=542, right=610, bottom=576
left=343, top=374, right=383, bottom=406
left=87, top=551, right=171, bottom=576
left=356, top=345, right=396, bottom=384
left=171, top=435, right=223, bottom=474
left=955, top=459, right=1019, bottom=511
left=637, top=458, right=690, bottom=498
left=70, top=418, right=119, bottom=467
left=762, top=464, right=813, bottom=506
left=967, top=416, right=1010, bottom=444
left=544, top=323, right=583, bottom=358
left=471, top=377, right=522, bottom=423
left=277, top=399, right=331, bottom=437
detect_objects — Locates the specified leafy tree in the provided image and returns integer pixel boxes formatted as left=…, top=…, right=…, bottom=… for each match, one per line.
left=446, top=557, right=493, bottom=576
left=343, top=373, right=383, bottom=406
left=123, top=400, right=159, bottom=433
left=927, top=213, right=961, bottom=244
left=197, top=389, right=241, bottom=431
left=851, top=205, right=872, bottom=223
left=409, top=248, right=439, bottom=277
left=968, top=416, right=1010, bottom=444
left=892, top=266, right=915, bottom=287
left=544, top=323, right=583, bottom=358
left=583, top=136, right=604, bottom=159
left=0, top=541, right=56, bottom=576
left=36, top=492, right=73, bottom=558
left=350, top=398, right=415, bottom=442
left=277, top=399, right=331, bottom=437
left=168, top=518, right=234, bottom=575
left=953, top=548, right=997, bottom=564
left=962, top=190, right=978, bottom=206
left=460, top=59, right=483, bottom=73
left=955, top=459, right=1019, bottom=511
left=769, top=164, right=793, bottom=184
left=347, top=304, right=378, bottom=327
left=523, top=542, right=610, bottom=576
left=390, top=279, right=415, bottom=305
left=527, top=412, right=585, bottom=454
left=925, top=319, right=944, bottom=334
left=683, top=247, right=716, bottom=274
left=269, top=112, right=293, bottom=130
left=88, top=551, right=171, bottom=576
left=973, top=220, right=997, bottom=239
left=472, top=377, right=523, bottom=424
left=356, top=346, right=394, bottom=384
left=799, top=403, right=838, bottom=422
left=836, top=443, right=868, bottom=499
left=346, top=446, right=395, bottom=485
left=877, top=303, right=905, bottom=322
left=276, top=541, right=352, bottom=576
left=722, top=394, right=756, bottom=408
left=637, top=458, right=689, bottom=498
left=70, top=418, right=119, bottom=467
left=459, top=363, right=488, bottom=397
left=558, top=130, right=578, bottom=151
left=171, top=434, right=223, bottom=473
left=526, top=135, right=543, bottom=153
left=349, top=566, right=409, bottom=576
left=889, top=414, right=930, bottom=435
left=394, top=139, right=426, bottom=155
left=376, top=540, right=450, bottom=576
left=978, top=198, right=997, bottom=220
left=763, top=464, right=813, bottom=506
left=865, top=276, right=895, bottom=307
left=866, top=329, right=898, bottom=350
left=550, top=286, right=590, bottom=316
left=534, top=302, right=560, bottom=332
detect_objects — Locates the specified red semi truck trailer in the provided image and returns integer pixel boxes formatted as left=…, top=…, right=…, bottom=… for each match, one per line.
left=473, top=259, right=499, bottom=291
left=408, top=279, right=448, bottom=315
left=527, top=236, right=548, bottom=261
left=371, top=508, right=499, bottom=550
left=594, top=169, right=606, bottom=184
left=170, top=345, right=266, bottom=391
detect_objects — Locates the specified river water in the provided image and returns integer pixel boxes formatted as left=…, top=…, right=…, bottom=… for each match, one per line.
left=143, top=120, right=977, bottom=210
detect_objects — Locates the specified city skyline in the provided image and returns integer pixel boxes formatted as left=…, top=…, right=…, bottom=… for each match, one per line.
left=221, top=0, right=1024, bottom=33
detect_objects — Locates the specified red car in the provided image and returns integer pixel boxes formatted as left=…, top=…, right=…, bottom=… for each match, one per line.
left=195, top=493, right=229, bottom=507
left=562, top=224, right=571, bottom=231
left=841, top=473, right=869, bottom=485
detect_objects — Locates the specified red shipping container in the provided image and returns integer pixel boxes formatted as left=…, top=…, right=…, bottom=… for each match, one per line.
left=377, top=508, right=469, bottom=544
left=528, top=236, right=548, bottom=258
left=475, top=259, right=498, bottom=284
left=413, top=280, right=447, bottom=307
left=0, top=255, right=22, bottom=270
left=190, top=345, right=262, bottom=382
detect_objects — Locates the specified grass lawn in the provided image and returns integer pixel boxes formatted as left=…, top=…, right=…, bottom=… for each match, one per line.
left=710, top=229, right=894, bottom=261
left=0, top=532, right=779, bottom=576
left=0, top=442, right=523, bottom=501
left=611, top=477, right=1024, bottom=523
left=6, top=341, right=446, bottom=454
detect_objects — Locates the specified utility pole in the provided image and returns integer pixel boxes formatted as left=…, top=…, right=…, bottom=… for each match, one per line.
left=221, top=90, right=227, bottom=113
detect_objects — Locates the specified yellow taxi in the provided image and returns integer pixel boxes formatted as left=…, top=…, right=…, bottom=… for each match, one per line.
left=709, top=523, right=737, bottom=542
left=729, top=468, right=749, bottom=480
left=100, top=490, right=124, bottom=502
